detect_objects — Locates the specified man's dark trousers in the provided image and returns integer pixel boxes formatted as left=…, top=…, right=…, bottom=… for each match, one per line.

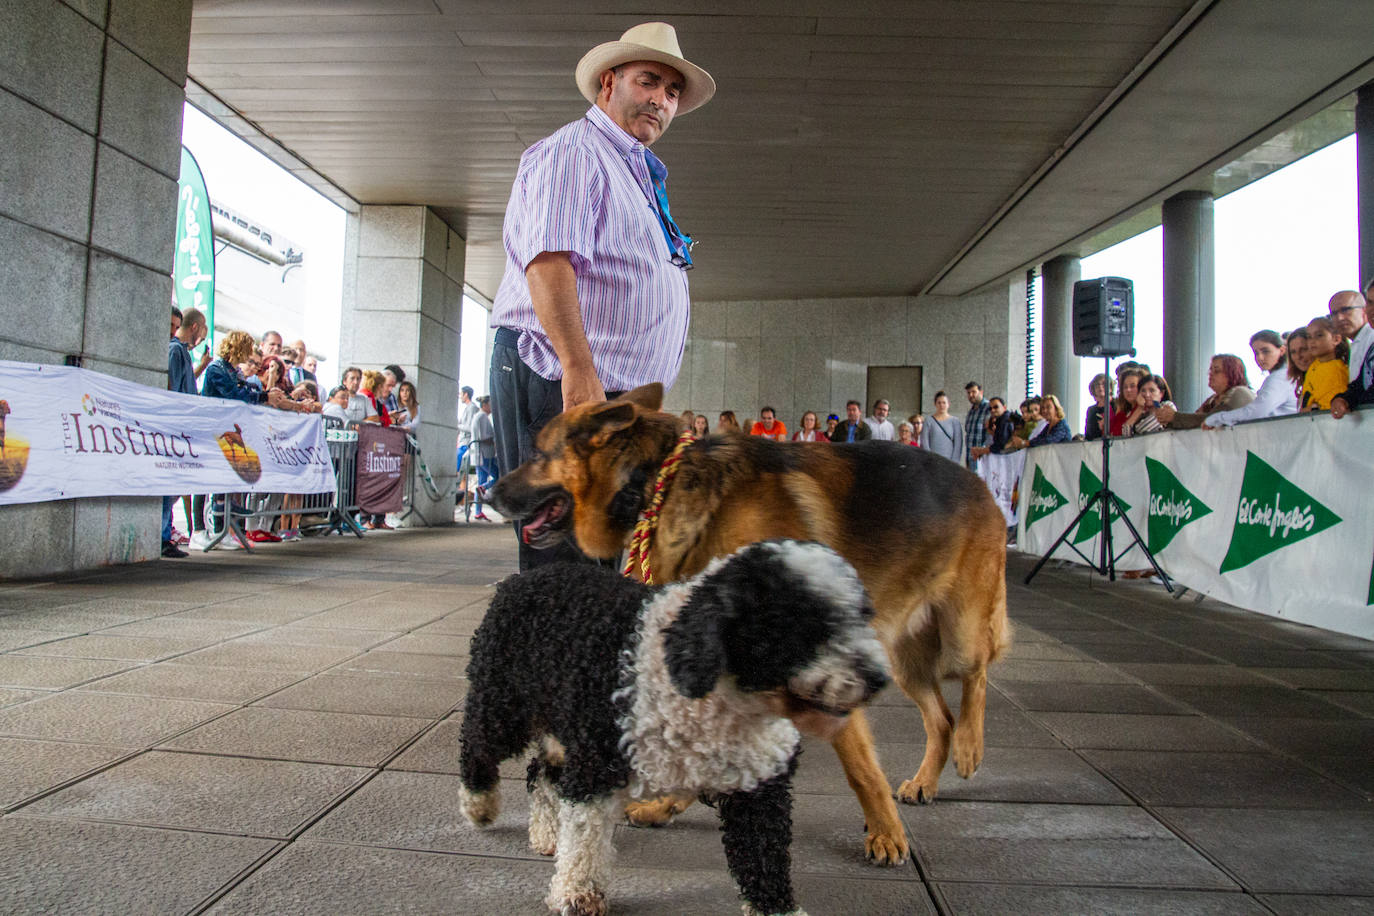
left=490, top=328, right=623, bottom=571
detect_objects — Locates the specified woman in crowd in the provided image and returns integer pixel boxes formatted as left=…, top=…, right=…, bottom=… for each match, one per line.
left=1300, top=315, right=1350, bottom=411
left=896, top=421, right=917, bottom=446
left=1155, top=355, right=1254, bottom=429
left=792, top=410, right=826, bottom=441
left=1028, top=394, right=1071, bottom=446
left=203, top=332, right=273, bottom=404
left=1084, top=373, right=1112, bottom=440
left=823, top=414, right=840, bottom=441
left=1122, top=375, right=1175, bottom=436
left=359, top=370, right=391, bottom=426
left=918, top=391, right=964, bottom=463
left=1286, top=326, right=1312, bottom=405
left=907, top=413, right=924, bottom=444
left=1110, top=368, right=1145, bottom=437
left=393, top=381, right=421, bottom=432
left=715, top=410, right=741, bottom=434
left=690, top=413, right=710, bottom=438
left=1204, top=330, right=1297, bottom=427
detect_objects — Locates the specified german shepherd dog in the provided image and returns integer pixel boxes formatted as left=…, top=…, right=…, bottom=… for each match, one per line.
left=488, top=383, right=1010, bottom=866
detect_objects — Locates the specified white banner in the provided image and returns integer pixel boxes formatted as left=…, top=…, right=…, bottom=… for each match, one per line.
left=1018, top=413, right=1374, bottom=640
left=978, top=450, right=1026, bottom=526
left=0, top=360, right=334, bottom=505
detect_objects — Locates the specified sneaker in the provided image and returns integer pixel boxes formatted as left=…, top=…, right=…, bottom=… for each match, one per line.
left=189, top=531, right=213, bottom=551
left=278, top=529, right=301, bottom=542
left=161, top=540, right=188, bottom=558
left=171, top=528, right=190, bottom=546
left=472, top=512, right=490, bottom=522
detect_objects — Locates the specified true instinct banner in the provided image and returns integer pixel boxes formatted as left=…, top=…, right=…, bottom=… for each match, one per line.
left=1018, top=412, right=1374, bottom=640
left=0, top=360, right=334, bottom=504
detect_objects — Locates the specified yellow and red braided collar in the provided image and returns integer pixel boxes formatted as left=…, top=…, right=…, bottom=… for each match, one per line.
left=622, top=429, right=696, bottom=585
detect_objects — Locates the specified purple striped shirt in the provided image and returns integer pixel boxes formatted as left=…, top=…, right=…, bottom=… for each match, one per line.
left=490, top=105, right=691, bottom=391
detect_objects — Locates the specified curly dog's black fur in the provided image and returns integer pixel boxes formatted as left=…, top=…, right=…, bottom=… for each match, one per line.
left=459, top=540, right=890, bottom=916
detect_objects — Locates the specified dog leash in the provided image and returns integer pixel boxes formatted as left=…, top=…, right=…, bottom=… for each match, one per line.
left=622, top=429, right=696, bottom=585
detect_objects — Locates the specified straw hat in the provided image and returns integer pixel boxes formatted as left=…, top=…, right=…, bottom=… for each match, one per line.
left=575, top=22, right=716, bottom=116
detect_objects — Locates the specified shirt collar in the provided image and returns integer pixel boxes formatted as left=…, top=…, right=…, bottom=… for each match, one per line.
left=584, top=105, right=668, bottom=179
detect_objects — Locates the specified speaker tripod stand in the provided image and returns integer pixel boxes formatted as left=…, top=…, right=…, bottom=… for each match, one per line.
left=1024, top=356, right=1173, bottom=591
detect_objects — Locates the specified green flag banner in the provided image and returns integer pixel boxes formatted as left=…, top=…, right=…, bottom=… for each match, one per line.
left=1145, top=457, right=1212, bottom=554
left=1017, top=415, right=1373, bottom=641
left=174, top=146, right=215, bottom=357
left=1025, top=464, right=1067, bottom=530
left=1219, top=451, right=1340, bottom=574
left=1072, top=461, right=1131, bottom=545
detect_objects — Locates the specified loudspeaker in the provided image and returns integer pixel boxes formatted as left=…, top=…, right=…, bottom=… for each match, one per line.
left=1072, top=276, right=1134, bottom=357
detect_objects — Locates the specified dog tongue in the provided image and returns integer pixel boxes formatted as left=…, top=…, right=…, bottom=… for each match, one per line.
left=520, top=502, right=556, bottom=544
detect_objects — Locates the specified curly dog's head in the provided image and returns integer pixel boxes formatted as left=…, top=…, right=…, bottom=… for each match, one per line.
left=663, top=540, right=890, bottom=739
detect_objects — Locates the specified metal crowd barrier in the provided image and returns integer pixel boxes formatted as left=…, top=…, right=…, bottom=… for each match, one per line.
left=196, top=416, right=364, bottom=552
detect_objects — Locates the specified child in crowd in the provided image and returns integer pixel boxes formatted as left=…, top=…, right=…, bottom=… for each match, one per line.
left=1123, top=375, right=1175, bottom=435
left=690, top=413, right=710, bottom=438
left=1286, top=326, right=1311, bottom=404
left=1301, top=316, right=1350, bottom=411
left=1110, top=368, right=1146, bottom=437
left=716, top=410, right=741, bottom=434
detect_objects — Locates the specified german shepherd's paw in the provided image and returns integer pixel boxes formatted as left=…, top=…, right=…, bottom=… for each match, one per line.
left=952, top=729, right=984, bottom=779
left=624, top=794, right=692, bottom=827
left=896, top=775, right=938, bottom=805
left=864, top=829, right=909, bottom=866
left=554, top=890, right=607, bottom=916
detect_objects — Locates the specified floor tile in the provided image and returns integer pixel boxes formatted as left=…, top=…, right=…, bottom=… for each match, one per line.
left=1080, top=749, right=1364, bottom=808
left=0, top=816, right=277, bottom=915
left=1031, top=713, right=1264, bottom=752
left=253, top=673, right=466, bottom=718
left=0, top=691, right=232, bottom=744
left=937, top=884, right=1267, bottom=915
left=24, top=750, right=367, bottom=837
left=1161, top=807, right=1374, bottom=894
left=162, top=706, right=430, bottom=766
left=0, top=736, right=133, bottom=808
left=12, top=633, right=210, bottom=661
left=996, top=681, right=1192, bottom=715
left=907, top=801, right=1236, bottom=888
left=75, top=662, right=307, bottom=703
left=174, top=640, right=361, bottom=673
left=0, top=654, right=136, bottom=689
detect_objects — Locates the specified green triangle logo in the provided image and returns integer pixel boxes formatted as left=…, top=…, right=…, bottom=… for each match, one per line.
left=1219, top=451, right=1342, bottom=574
left=1072, top=461, right=1131, bottom=545
left=1367, top=553, right=1374, bottom=606
left=1145, top=457, right=1213, bottom=554
left=1026, top=465, right=1068, bottom=530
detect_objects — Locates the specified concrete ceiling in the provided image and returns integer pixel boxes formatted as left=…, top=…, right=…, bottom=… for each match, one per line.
left=186, top=1, right=1374, bottom=303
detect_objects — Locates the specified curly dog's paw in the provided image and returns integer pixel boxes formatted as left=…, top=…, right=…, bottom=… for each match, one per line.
left=459, top=786, right=500, bottom=826
left=554, top=890, right=607, bottom=916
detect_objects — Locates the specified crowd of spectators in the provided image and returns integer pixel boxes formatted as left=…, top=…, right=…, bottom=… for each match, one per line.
left=162, top=313, right=425, bottom=557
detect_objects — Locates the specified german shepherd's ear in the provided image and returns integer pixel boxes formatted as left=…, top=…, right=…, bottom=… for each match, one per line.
left=622, top=383, right=663, bottom=411
left=585, top=400, right=638, bottom=447
left=662, top=580, right=733, bottom=699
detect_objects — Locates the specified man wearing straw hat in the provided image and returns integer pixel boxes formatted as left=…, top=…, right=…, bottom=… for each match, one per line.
left=489, top=22, right=715, bottom=570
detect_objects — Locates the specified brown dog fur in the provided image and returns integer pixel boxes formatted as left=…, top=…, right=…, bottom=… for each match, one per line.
left=489, top=384, right=1011, bottom=866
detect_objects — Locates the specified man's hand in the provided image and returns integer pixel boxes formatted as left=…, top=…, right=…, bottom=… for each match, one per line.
left=265, top=388, right=288, bottom=409
left=526, top=252, right=605, bottom=409
left=561, top=363, right=606, bottom=410
left=196, top=349, right=213, bottom=371
left=1331, top=397, right=1350, bottom=419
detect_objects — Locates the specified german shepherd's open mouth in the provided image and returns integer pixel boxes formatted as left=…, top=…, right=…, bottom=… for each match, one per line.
left=503, top=486, right=572, bottom=547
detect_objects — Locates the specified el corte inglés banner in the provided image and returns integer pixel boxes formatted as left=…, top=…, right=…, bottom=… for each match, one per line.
left=1018, top=412, right=1374, bottom=640
left=0, top=360, right=334, bottom=504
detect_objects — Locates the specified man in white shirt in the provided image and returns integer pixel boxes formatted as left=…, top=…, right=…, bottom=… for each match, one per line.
left=1330, top=290, right=1371, bottom=386
left=456, top=386, right=480, bottom=469
left=321, top=385, right=352, bottom=423
left=865, top=398, right=895, bottom=440
left=340, top=366, right=371, bottom=423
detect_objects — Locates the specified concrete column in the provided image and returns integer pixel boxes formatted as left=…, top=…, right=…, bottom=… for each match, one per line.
left=339, top=206, right=465, bottom=526
left=1040, top=255, right=1081, bottom=432
left=0, top=0, right=193, bottom=577
left=1356, top=83, right=1374, bottom=290
left=1162, top=191, right=1216, bottom=412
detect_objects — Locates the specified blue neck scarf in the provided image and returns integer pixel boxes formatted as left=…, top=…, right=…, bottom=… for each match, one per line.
left=644, top=148, right=694, bottom=268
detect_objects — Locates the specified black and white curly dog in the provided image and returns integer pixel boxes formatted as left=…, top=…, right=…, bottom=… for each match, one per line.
left=459, top=539, right=890, bottom=916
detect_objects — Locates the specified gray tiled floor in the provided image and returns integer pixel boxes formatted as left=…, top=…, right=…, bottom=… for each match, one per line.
left=0, top=526, right=1371, bottom=914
